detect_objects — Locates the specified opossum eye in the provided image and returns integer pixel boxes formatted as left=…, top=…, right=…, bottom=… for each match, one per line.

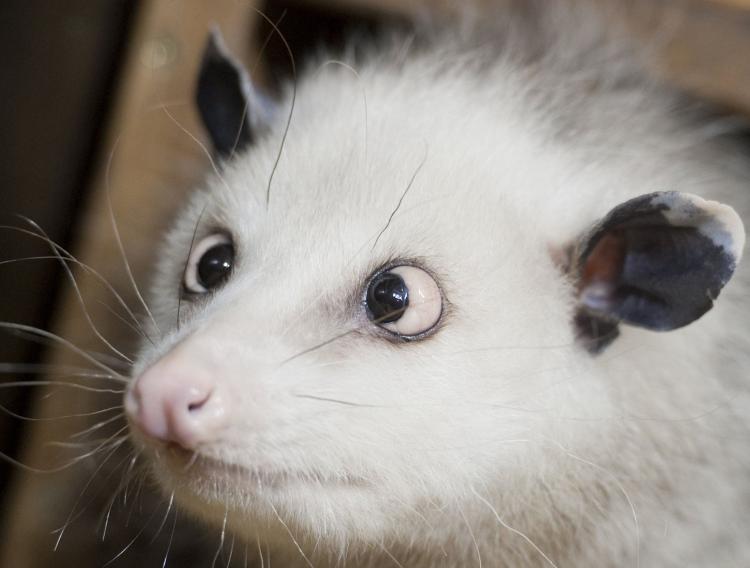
left=184, top=234, right=234, bottom=294
left=366, top=266, right=442, bottom=337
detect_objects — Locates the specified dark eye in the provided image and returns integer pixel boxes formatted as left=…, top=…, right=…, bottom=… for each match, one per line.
left=184, top=234, right=234, bottom=294
left=365, top=266, right=442, bottom=337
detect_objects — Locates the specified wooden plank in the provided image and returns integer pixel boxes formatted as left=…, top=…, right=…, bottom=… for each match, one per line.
left=0, top=2, right=262, bottom=566
left=0, top=0, right=132, bottom=515
left=708, top=0, right=750, bottom=8
left=657, top=0, right=750, bottom=114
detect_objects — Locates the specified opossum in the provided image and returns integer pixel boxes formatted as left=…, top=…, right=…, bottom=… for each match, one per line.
left=123, top=2, right=750, bottom=566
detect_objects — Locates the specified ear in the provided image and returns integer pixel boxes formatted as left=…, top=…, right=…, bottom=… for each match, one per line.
left=573, top=191, right=745, bottom=353
left=196, top=27, right=277, bottom=158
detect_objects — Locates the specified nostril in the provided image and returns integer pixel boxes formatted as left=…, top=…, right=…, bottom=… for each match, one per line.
left=127, top=361, right=227, bottom=449
left=187, top=390, right=212, bottom=413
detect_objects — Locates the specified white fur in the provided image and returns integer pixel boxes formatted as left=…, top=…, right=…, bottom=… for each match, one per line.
left=130, top=3, right=750, bottom=566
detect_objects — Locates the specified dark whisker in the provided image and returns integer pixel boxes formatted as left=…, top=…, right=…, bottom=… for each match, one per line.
left=279, top=329, right=356, bottom=366
left=229, top=9, right=288, bottom=161
left=371, top=146, right=428, bottom=251
left=250, top=8, right=297, bottom=206
left=177, top=206, right=207, bottom=329
left=292, top=393, right=379, bottom=408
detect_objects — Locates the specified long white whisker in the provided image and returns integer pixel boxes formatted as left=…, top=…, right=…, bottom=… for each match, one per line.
left=53, top=435, right=130, bottom=549
left=210, top=506, right=229, bottom=568
left=0, top=225, right=149, bottom=337
left=470, top=486, right=559, bottom=568
left=0, top=380, right=124, bottom=393
left=70, top=412, right=125, bottom=440
left=0, top=322, right=127, bottom=381
left=0, top=401, right=121, bottom=422
left=550, top=441, right=640, bottom=568
left=104, top=134, right=161, bottom=337
left=162, top=505, right=178, bottom=568
left=266, top=497, right=314, bottom=568
left=150, top=491, right=176, bottom=544
left=16, top=218, right=134, bottom=364
left=102, top=497, right=163, bottom=567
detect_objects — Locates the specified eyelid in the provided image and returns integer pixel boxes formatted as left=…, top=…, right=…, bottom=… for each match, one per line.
left=183, top=233, right=233, bottom=294
left=364, top=263, right=443, bottom=340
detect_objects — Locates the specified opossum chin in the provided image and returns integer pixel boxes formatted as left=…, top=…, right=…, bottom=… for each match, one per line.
left=146, top=444, right=394, bottom=541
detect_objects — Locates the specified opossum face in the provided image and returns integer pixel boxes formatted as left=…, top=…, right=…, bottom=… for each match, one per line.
left=124, top=33, right=745, bottom=547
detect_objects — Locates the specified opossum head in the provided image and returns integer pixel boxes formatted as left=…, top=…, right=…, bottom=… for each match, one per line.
left=124, top=31, right=745, bottom=549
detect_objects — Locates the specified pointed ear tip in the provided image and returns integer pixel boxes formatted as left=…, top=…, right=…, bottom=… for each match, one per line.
left=703, top=197, right=746, bottom=262
left=204, top=25, right=227, bottom=56
left=656, top=191, right=746, bottom=262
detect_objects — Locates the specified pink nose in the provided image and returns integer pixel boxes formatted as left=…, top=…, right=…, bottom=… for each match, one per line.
left=125, top=355, right=227, bottom=450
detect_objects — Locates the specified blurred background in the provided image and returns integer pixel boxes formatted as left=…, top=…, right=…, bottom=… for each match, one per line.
left=0, top=0, right=749, bottom=566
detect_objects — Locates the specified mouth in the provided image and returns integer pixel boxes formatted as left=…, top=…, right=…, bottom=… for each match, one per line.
left=154, top=442, right=370, bottom=490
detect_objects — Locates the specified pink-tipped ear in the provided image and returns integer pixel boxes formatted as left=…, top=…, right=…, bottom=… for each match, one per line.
left=572, top=191, right=745, bottom=353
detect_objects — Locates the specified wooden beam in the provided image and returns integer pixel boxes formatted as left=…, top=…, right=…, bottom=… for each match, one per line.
left=0, top=2, right=262, bottom=566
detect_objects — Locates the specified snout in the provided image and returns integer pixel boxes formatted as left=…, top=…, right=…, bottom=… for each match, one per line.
left=125, top=349, right=228, bottom=450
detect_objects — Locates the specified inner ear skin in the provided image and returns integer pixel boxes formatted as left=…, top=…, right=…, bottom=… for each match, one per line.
left=196, top=42, right=254, bottom=157
left=571, top=191, right=744, bottom=354
left=576, top=223, right=734, bottom=354
left=579, top=232, right=626, bottom=312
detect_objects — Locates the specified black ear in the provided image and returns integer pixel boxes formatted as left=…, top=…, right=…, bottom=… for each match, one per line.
left=196, top=28, right=277, bottom=158
left=573, top=191, right=745, bottom=353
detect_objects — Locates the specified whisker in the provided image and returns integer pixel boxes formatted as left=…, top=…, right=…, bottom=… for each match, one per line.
left=160, top=106, right=233, bottom=196
left=229, top=9, right=288, bottom=161
left=0, top=322, right=127, bottom=381
left=549, top=440, right=640, bottom=568
left=0, top=401, right=122, bottom=422
left=210, top=506, right=229, bottom=568
left=226, top=533, right=236, bottom=568
left=176, top=206, right=207, bottom=329
left=257, top=535, right=265, bottom=568
left=371, top=145, right=428, bottom=251
left=266, top=495, right=314, bottom=568
left=250, top=7, right=297, bottom=206
left=104, top=134, right=161, bottom=337
left=279, top=306, right=408, bottom=367
left=101, top=451, right=142, bottom=541
left=0, top=362, right=109, bottom=376
left=470, top=486, right=559, bottom=568
left=55, top=447, right=137, bottom=549
left=162, top=505, right=178, bottom=568
left=102, top=496, right=163, bottom=567
left=16, top=218, right=134, bottom=364
left=292, top=393, right=379, bottom=408
left=96, top=299, right=153, bottom=345
left=315, top=60, right=368, bottom=164
left=70, top=412, right=125, bottom=440
left=2, top=260, right=146, bottom=355
left=279, top=329, right=356, bottom=366
left=0, top=380, right=124, bottom=393
left=0, top=224, right=148, bottom=338
left=378, top=542, right=405, bottom=568
left=150, top=491, right=175, bottom=544
left=457, top=504, right=482, bottom=568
